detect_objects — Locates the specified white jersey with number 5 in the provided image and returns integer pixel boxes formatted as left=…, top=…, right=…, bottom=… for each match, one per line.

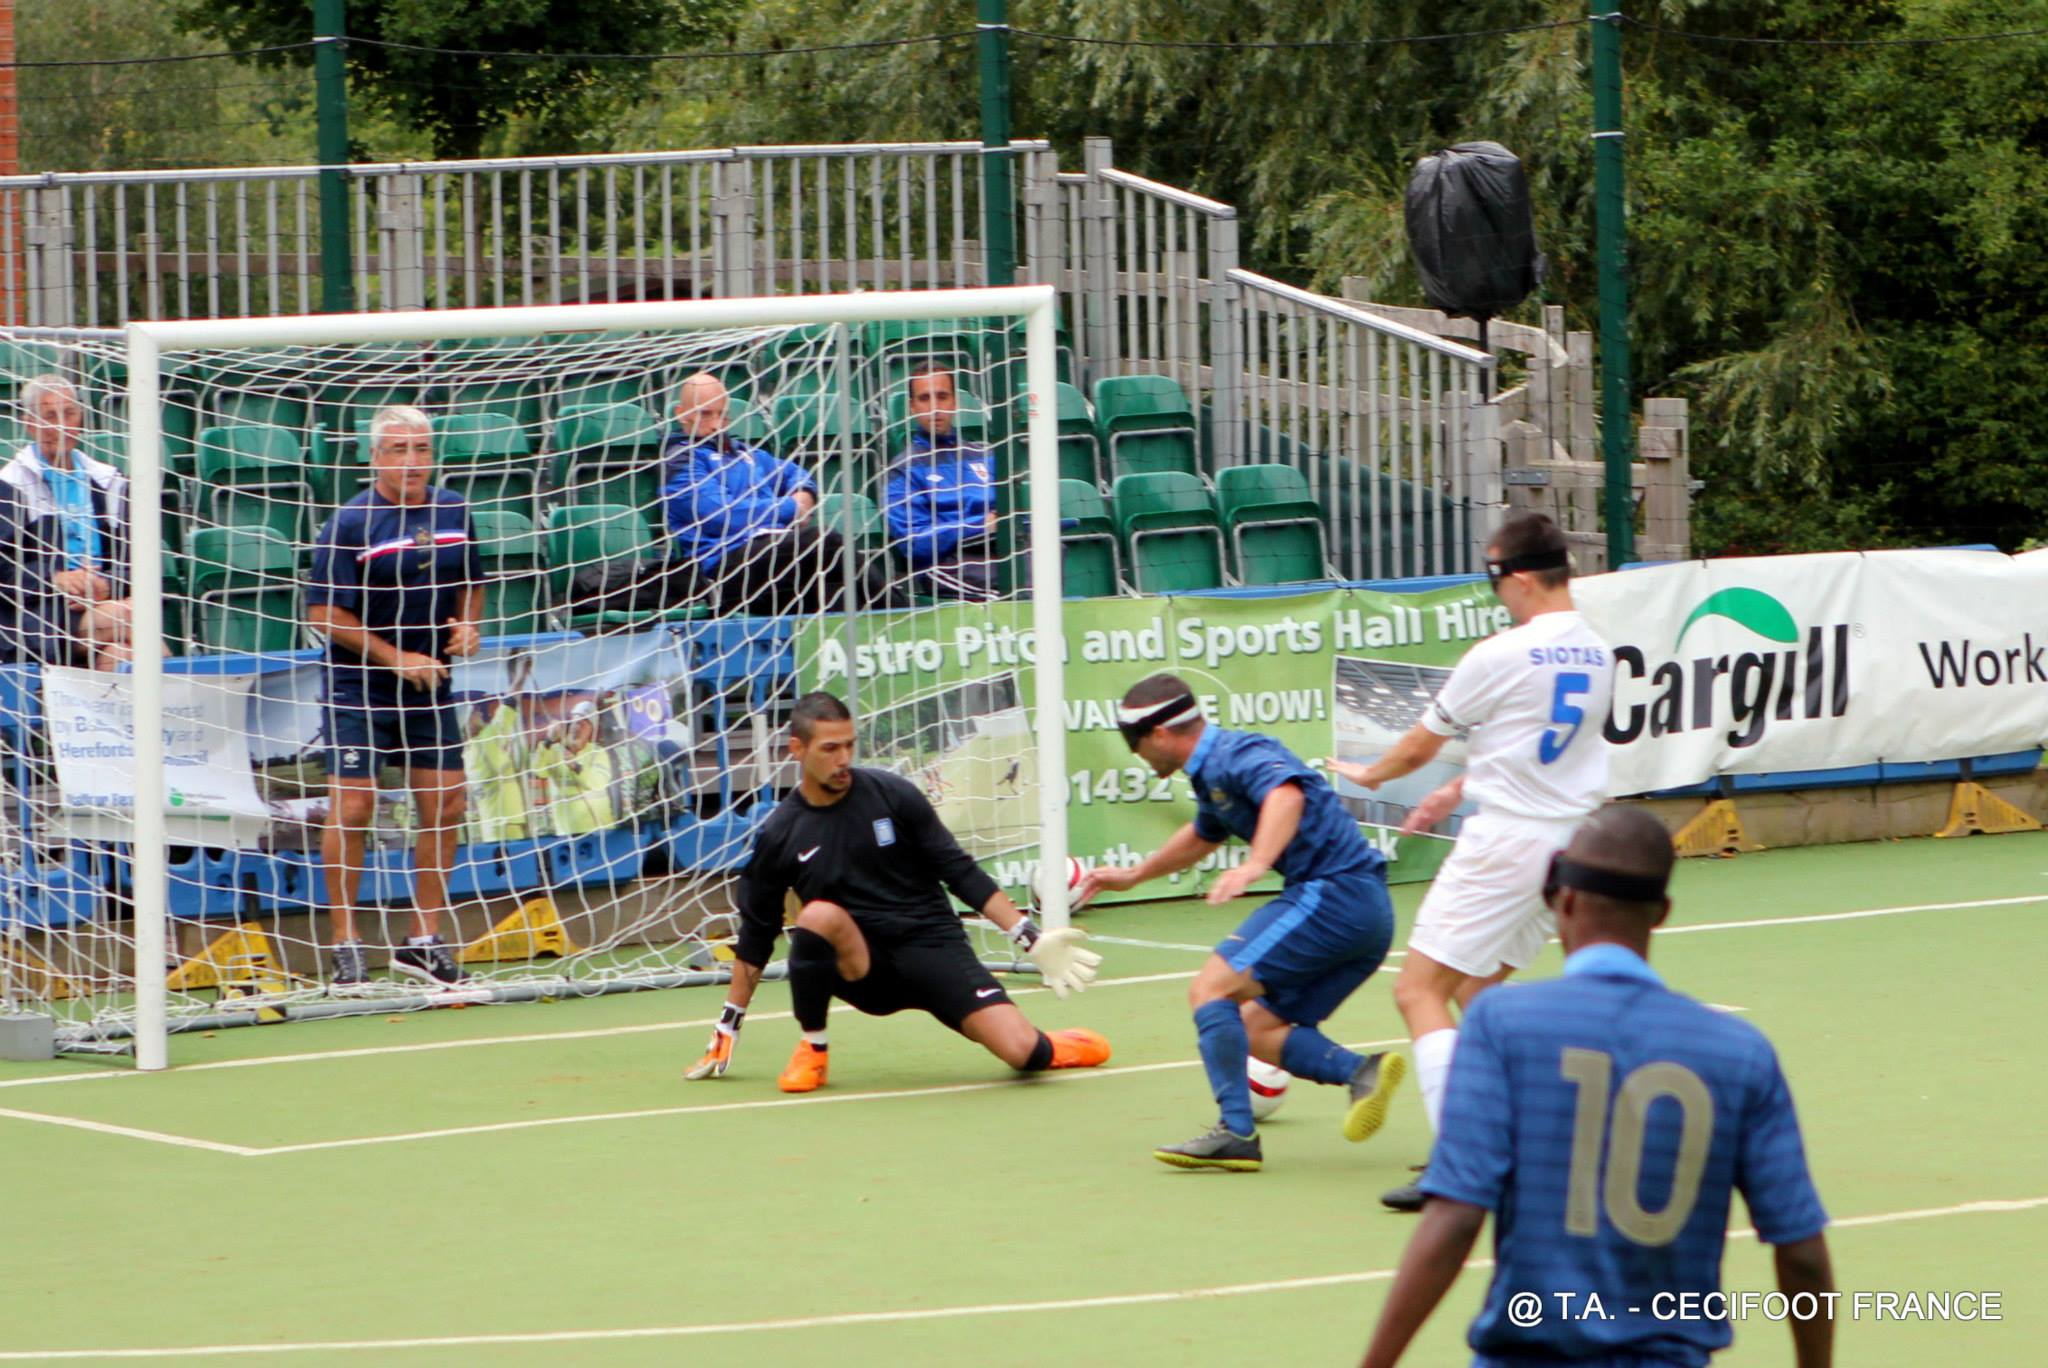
left=1421, top=609, right=1615, bottom=820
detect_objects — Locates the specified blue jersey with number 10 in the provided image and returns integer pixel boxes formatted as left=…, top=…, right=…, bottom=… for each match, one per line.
left=1425, top=946, right=1828, bottom=1367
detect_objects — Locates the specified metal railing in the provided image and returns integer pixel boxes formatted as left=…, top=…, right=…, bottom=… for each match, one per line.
left=1028, top=137, right=1495, bottom=577
left=1, top=141, right=1052, bottom=327
left=1231, top=272, right=1493, bottom=578
left=6, top=134, right=1693, bottom=576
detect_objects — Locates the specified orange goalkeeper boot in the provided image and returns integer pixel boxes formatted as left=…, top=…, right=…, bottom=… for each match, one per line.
left=778, top=1040, right=830, bottom=1093
left=1047, top=1027, right=1112, bottom=1070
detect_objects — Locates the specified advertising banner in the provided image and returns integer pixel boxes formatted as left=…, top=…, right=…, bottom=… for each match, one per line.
left=42, top=667, right=268, bottom=841
left=798, top=581, right=1511, bottom=895
left=1576, top=549, right=2048, bottom=796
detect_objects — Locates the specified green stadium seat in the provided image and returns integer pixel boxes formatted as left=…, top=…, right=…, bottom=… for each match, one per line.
left=210, top=383, right=314, bottom=434
left=771, top=392, right=873, bottom=492
left=1216, top=463, right=1330, bottom=585
left=1113, top=470, right=1228, bottom=593
left=1055, top=382, right=1101, bottom=486
left=726, top=400, right=774, bottom=445
left=471, top=509, right=549, bottom=638
left=184, top=526, right=299, bottom=656
left=542, top=503, right=692, bottom=631
left=310, top=343, right=430, bottom=437
left=441, top=378, right=546, bottom=434
left=1058, top=479, right=1122, bottom=598
left=815, top=491, right=887, bottom=556
left=194, top=424, right=315, bottom=544
left=1005, top=311, right=1080, bottom=385
left=1093, top=374, right=1200, bottom=481
left=431, top=411, right=539, bottom=520
left=860, top=319, right=981, bottom=394
left=551, top=402, right=666, bottom=531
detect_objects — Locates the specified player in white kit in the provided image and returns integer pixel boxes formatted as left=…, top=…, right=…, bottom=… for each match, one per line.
left=1328, top=511, right=1616, bottom=1211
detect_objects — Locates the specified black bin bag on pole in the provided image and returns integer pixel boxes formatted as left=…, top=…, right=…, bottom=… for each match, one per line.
left=1405, top=141, right=1544, bottom=319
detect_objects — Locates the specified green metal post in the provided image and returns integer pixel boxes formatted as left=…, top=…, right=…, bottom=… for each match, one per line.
left=977, top=0, right=1016, bottom=289
left=315, top=0, right=355, bottom=313
left=1591, top=8, right=1634, bottom=567
left=977, top=0, right=1020, bottom=589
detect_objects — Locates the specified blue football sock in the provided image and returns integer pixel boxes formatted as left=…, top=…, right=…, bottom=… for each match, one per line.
left=1281, top=1025, right=1366, bottom=1086
left=1194, top=999, right=1256, bottom=1136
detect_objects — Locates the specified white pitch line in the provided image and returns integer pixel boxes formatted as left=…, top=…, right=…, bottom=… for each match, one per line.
left=0, top=970, right=1200, bottom=1093
left=0, top=884, right=2031, bottom=1112
left=0, top=1106, right=260, bottom=1158
left=1656, top=891, right=2048, bottom=937
left=246, top=1037, right=1411, bottom=1157
left=2, top=1194, right=2040, bottom=1360
left=1088, top=934, right=1219, bottom=953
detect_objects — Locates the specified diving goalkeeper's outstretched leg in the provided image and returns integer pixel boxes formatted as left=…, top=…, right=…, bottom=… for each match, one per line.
left=684, top=691, right=1109, bottom=1089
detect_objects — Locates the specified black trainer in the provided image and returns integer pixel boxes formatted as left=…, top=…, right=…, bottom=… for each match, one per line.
left=329, top=942, right=369, bottom=992
left=1153, top=1124, right=1263, bottom=1172
left=390, top=937, right=466, bottom=987
left=1382, top=1164, right=1428, bottom=1212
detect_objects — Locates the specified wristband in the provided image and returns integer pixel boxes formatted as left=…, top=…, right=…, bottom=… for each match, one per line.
left=1003, top=917, right=1041, bottom=952
left=714, top=1001, right=746, bottom=1035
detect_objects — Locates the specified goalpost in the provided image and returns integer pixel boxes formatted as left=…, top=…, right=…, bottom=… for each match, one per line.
left=8, top=287, right=1068, bottom=1071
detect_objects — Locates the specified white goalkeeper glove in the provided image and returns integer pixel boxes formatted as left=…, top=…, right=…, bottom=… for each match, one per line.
left=1005, top=918, right=1102, bottom=998
left=684, top=1002, right=745, bottom=1080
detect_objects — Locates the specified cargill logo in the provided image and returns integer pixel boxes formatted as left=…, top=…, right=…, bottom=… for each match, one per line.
left=1607, top=587, right=1850, bottom=749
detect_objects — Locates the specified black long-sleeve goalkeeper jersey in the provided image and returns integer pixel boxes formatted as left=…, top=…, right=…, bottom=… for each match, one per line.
left=732, top=767, right=1002, bottom=968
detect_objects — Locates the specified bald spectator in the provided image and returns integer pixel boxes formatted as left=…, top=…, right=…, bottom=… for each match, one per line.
left=0, top=375, right=133, bottom=671
left=660, top=372, right=886, bottom=617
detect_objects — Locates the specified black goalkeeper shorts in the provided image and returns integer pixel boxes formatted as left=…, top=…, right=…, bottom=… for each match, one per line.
left=830, top=925, right=1013, bottom=1032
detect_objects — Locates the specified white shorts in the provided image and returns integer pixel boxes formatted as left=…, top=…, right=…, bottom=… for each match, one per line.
left=1407, top=810, right=1582, bottom=978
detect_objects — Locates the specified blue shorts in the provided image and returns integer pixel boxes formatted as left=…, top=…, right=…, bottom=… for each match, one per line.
left=1217, top=869, right=1394, bottom=1027
left=327, top=694, right=465, bottom=779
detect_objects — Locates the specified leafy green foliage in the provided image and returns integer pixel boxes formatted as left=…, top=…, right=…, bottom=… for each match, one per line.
left=37, top=0, right=2048, bottom=551
left=173, top=0, right=739, bottom=160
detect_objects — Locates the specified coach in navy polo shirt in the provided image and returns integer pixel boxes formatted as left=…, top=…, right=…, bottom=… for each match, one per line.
left=307, top=405, right=485, bottom=991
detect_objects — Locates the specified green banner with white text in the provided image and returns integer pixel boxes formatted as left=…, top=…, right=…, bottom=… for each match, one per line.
left=797, top=582, right=1510, bottom=904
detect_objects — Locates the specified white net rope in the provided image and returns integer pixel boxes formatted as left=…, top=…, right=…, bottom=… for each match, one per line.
left=0, top=317, right=1052, bottom=1046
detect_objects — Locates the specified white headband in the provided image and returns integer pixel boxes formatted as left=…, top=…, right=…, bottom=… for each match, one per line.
left=1117, top=696, right=1202, bottom=730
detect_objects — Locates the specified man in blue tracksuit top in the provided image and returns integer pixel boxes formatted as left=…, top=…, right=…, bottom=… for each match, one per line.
left=661, top=371, right=848, bottom=617
left=1080, top=672, right=1408, bottom=1171
left=881, top=364, right=997, bottom=603
left=306, top=405, right=485, bottom=991
left=1360, top=806, right=1834, bottom=1368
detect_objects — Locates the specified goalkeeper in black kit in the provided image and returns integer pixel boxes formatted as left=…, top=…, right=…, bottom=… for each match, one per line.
left=686, top=691, right=1111, bottom=1091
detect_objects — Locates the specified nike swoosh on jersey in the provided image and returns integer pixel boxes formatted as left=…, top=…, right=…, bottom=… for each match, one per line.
left=797, top=847, right=821, bottom=863
left=975, top=986, right=1002, bottom=998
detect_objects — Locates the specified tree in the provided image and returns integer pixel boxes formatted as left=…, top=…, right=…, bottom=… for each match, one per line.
left=174, top=0, right=740, bottom=161
left=20, top=0, right=314, bottom=172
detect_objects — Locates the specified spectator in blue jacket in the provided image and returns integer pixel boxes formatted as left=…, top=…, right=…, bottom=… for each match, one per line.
left=882, top=365, right=997, bottom=603
left=0, top=375, right=134, bottom=671
left=660, top=372, right=877, bottom=617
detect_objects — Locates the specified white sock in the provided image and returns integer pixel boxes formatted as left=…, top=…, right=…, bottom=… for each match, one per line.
left=1415, top=1028, right=1460, bottom=1134
left=802, top=1031, right=829, bottom=1048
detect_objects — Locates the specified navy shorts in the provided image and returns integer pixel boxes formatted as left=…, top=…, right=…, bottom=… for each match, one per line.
left=1217, top=869, right=1394, bottom=1027
left=327, top=694, right=465, bottom=778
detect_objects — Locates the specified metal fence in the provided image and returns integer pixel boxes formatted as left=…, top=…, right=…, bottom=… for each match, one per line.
left=6, top=134, right=1623, bottom=577
left=2, top=141, right=1053, bottom=327
left=1030, top=137, right=1495, bottom=576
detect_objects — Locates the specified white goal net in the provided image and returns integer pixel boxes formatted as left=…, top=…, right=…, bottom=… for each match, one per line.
left=0, top=289, right=1069, bottom=1068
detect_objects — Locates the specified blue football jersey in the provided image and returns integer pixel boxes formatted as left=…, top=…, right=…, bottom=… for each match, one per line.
left=1184, top=726, right=1383, bottom=883
left=1424, top=946, right=1827, bottom=1367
